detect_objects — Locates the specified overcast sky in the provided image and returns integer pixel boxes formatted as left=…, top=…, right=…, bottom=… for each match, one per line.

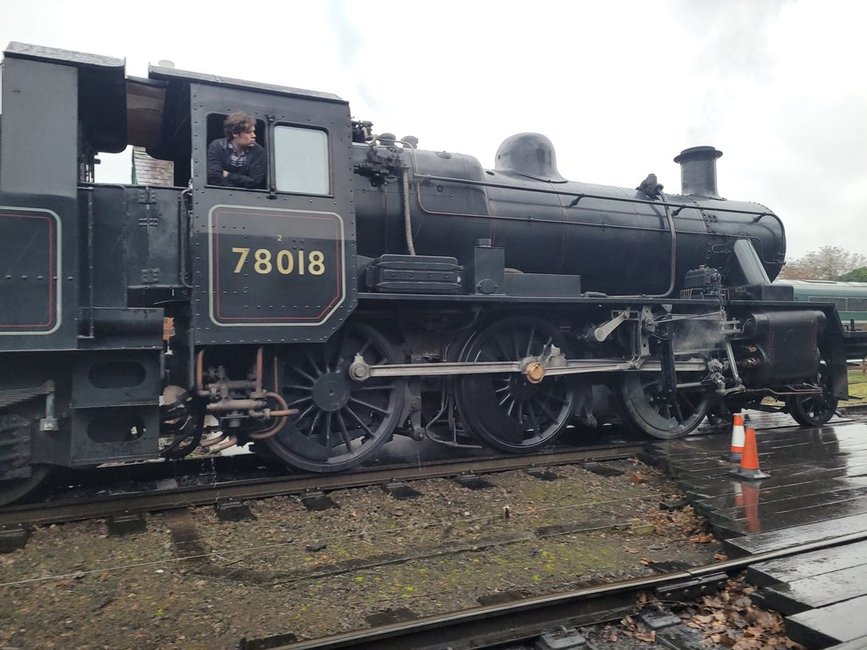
left=1, top=0, right=864, bottom=260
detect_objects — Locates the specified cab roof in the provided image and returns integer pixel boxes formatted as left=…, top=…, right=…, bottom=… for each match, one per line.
left=3, top=42, right=346, bottom=154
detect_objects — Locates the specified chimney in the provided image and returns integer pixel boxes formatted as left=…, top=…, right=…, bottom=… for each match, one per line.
left=673, top=146, right=723, bottom=199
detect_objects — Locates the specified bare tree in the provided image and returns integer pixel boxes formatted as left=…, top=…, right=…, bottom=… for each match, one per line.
left=778, top=246, right=867, bottom=280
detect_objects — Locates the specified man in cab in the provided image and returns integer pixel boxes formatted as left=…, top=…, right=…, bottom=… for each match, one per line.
left=207, top=112, right=266, bottom=188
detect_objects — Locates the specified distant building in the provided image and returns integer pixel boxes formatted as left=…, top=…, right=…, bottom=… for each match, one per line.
left=132, top=146, right=174, bottom=186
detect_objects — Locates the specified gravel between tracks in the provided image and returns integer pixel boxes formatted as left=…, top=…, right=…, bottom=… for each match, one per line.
left=1, top=458, right=724, bottom=649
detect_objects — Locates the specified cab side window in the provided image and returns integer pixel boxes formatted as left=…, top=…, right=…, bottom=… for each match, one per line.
left=274, top=126, right=330, bottom=195
left=205, top=113, right=266, bottom=189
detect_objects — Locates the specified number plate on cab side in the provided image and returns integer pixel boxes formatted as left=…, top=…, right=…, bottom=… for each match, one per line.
left=208, top=205, right=345, bottom=327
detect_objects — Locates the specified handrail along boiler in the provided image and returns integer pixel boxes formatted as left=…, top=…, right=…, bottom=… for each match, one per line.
left=1, top=43, right=864, bottom=503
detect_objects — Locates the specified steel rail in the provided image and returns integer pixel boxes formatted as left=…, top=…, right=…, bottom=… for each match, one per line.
left=0, top=444, right=645, bottom=528
left=255, top=529, right=867, bottom=650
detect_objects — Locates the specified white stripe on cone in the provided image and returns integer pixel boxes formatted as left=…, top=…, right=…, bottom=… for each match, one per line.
left=730, top=414, right=745, bottom=453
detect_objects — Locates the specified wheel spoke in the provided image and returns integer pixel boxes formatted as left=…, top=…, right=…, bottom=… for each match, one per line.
left=343, top=405, right=375, bottom=438
left=349, top=397, right=390, bottom=416
left=309, top=410, right=323, bottom=441
left=303, top=347, right=324, bottom=377
left=527, top=402, right=542, bottom=435
left=544, top=391, right=570, bottom=405
left=679, top=391, right=697, bottom=411
left=525, top=326, right=536, bottom=356
left=511, top=330, right=522, bottom=359
left=485, top=340, right=505, bottom=362
left=285, top=395, right=313, bottom=408
left=336, top=412, right=353, bottom=454
left=356, top=336, right=374, bottom=359
left=672, top=398, right=685, bottom=424
left=323, top=412, right=333, bottom=445
left=536, top=399, right=558, bottom=422
left=285, top=383, right=314, bottom=392
left=288, top=366, right=317, bottom=384
left=296, top=403, right=316, bottom=423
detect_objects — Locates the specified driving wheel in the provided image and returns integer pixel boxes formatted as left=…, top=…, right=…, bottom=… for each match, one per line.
left=265, top=323, right=405, bottom=472
left=456, top=316, right=575, bottom=453
left=787, top=361, right=838, bottom=426
left=619, top=371, right=711, bottom=439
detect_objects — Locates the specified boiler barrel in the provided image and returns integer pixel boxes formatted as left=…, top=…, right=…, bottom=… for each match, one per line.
left=352, top=141, right=785, bottom=295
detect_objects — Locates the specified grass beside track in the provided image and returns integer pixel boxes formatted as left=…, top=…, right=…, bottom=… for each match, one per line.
left=849, top=369, right=867, bottom=404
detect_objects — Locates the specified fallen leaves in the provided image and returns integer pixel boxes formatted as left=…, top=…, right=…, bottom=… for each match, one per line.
left=621, top=614, right=658, bottom=643
left=679, top=576, right=803, bottom=649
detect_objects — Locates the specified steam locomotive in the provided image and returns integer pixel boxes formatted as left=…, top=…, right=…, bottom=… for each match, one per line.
left=2, top=42, right=864, bottom=505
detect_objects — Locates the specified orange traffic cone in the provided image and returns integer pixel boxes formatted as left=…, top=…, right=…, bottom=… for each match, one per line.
left=729, top=426, right=770, bottom=480
left=728, top=413, right=745, bottom=462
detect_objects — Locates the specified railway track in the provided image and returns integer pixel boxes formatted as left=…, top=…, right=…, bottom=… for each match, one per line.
left=0, top=443, right=645, bottom=528
left=247, top=530, right=867, bottom=650
left=8, top=416, right=862, bottom=647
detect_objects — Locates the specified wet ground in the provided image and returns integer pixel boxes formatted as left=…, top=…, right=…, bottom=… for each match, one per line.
left=0, top=456, right=719, bottom=649
left=644, top=411, right=867, bottom=648
left=2, top=408, right=862, bottom=648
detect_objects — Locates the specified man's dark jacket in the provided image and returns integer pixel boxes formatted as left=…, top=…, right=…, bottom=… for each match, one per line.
left=207, top=138, right=266, bottom=188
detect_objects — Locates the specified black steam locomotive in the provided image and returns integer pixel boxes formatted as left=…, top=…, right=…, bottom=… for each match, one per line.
left=1, top=43, right=864, bottom=504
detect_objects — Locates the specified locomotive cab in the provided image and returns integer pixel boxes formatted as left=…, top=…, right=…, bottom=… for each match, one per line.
left=145, top=63, right=359, bottom=346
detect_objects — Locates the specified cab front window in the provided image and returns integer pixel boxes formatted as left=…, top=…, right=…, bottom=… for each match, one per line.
left=274, top=126, right=329, bottom=195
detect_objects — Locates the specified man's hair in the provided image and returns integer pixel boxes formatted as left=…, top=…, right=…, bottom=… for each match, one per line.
left=224, top=112, right=255, bottom=139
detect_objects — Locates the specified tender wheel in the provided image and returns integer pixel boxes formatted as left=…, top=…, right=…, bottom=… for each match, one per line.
left=0, top=466, right=51, bottom=507
left=265, top=323, right=405, bottom=472
left=456, top=317, right=576, bottom=453
left=787, top=361, right=838, bottom=426
left=619, top=372, right=710, bottom=439
left=0, top=419, right=51, bottom=506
